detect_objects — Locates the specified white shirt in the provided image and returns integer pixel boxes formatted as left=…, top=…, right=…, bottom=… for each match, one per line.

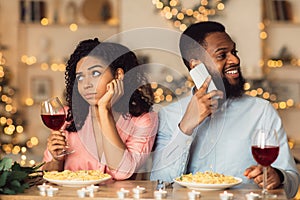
left=150, top=93, right=300, bottom=199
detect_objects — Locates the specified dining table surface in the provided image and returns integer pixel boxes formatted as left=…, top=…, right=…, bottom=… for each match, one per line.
left=0, top=179, right=288, bottom=200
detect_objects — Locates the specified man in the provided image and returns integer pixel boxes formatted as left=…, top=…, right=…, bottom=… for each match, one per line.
left=150, top=21, right=299, bottom=198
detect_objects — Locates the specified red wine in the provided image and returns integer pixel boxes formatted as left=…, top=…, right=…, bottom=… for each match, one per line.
left=251, top=145, right=279, bottom=166
left=41, top=114, right=65, bottom=130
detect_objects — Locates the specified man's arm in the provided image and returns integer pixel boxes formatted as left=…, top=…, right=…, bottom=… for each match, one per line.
left=278, top=168, right=299, bottom=199
left=150, top=127, right=194, bottom=182
left=151, top=76, right=224, bottom=181
left=150, top=99, right=194, bottom=182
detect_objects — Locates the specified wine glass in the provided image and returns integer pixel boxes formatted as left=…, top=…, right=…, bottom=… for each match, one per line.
left=41, top=97, right=74, bottom=157
left=251, top=129, right=279, bottom=198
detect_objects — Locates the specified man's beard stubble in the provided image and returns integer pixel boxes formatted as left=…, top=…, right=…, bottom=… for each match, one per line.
left=222, top=69, right=246, bottom=99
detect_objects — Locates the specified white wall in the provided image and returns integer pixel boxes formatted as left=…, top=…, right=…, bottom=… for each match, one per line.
left=214, top=0, right=262, bottom=79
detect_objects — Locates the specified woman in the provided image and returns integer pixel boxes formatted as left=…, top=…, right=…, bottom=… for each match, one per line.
left=42, top=38, right=158, bottom=180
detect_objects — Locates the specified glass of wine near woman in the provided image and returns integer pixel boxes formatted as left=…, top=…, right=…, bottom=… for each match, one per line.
left=41, top=97, right=74, bottom=157
left=251, top=129, right=279, bottom=199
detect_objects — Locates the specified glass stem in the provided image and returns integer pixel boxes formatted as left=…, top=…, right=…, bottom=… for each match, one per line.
left=262, top=166, right=268, bottom=195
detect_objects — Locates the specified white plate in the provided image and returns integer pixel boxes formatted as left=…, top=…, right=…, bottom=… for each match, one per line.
left=173, top=177, right=242, bottom=191
left=43, top=176, right=111, bottom=187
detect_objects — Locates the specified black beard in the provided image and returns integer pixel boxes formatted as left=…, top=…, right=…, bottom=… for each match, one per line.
left=222, top=70, right=246, bottom=99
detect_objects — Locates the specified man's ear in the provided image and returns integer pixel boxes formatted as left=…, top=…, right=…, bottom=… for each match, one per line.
left=189, top=59, right=201, bottom=69
left=115, top=68, right=124, bottom=80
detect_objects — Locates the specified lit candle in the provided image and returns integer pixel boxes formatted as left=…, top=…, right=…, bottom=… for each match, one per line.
left=219, top=191, right=233, bottom=200
left=132, top=186, right=144, bottom=199
left=117, top=188, right=129, bottom=199
left=37, top=183, right=49, bottom=192
left=77, top=188, right=87, bottom=198
left=86, top=184, right=99, bottom=192
left=86, top=188, right=94, bottom=198
left=154, top=189, right=167, bottom=199
left=37, top=183, right=49, bottom=196
left=133, top=185, right=146, bottom=194
left=117, top=190, right=125, bottom=199
left=245, top=192, right=260, bottom=200
left=188, top=190, right=201, bottom=199
left=120, top=188, right=129, bottom=195
left=46, top=186, right=58, bottom=197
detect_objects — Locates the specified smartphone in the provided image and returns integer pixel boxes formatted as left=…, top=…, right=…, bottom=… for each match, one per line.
left=189, top=63, right=217, bottom=92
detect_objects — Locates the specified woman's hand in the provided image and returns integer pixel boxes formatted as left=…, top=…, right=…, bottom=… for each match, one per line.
left=47, top=130, right=67, bottom=161
left=97, top=78, right=124, bottom=110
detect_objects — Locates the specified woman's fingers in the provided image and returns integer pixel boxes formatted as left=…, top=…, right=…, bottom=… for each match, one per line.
left=47, top=131, right=67, bottom=159
left=109, top=79, right=124, bottom=104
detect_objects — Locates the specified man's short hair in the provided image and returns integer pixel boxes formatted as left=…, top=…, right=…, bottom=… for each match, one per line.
left=179, top=21, right=226, bottom=69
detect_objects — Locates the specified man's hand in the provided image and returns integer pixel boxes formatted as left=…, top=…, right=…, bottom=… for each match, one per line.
left=244, top=165, right=282, bottom=189
left=179, top=76, right=223, bottom=135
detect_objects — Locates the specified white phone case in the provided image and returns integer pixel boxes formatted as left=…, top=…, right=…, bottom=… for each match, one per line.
left=190, top=63, right=217, bottom=92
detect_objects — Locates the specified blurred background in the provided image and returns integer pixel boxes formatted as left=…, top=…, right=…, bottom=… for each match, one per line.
left=0, top=0, right=300, bottom=166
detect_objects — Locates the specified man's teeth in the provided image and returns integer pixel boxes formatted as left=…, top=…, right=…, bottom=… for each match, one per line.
left=226, top=70, right=238, bottom=74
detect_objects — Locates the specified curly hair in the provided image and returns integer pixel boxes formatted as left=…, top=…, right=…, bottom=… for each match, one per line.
left=65, top=38, right=154, bottom=132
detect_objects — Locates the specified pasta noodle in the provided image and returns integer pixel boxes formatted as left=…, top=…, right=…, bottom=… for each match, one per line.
left=43, top=170, right=111, bottom=181
left=176, top=171, right=239, bottom=184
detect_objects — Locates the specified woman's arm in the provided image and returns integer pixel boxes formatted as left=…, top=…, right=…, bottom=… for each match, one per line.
left=42, top=130, right=67, bottom=171
left=96, top=78, right=126, bottom=170
left=107, top=112, right=158, bottom=180
left=97, top=77, right=158, bottom=179
left=98, top=106, right=126, bottom=169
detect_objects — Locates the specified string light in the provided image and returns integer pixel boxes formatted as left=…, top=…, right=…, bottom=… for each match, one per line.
left=261, top=20, right=300, bottom=68
left=153, top=0, right=227, bottom=31
left=40, top=18, right=49, bottom=26
left=153, top=74, right=296, bottom=111
left=244, top=81, right=295, bottom=110
left=259, top=20, right=299, bottom=109
left=20, top=54, right=66, bottom=71
left=1, top=43, right=38, bottom=166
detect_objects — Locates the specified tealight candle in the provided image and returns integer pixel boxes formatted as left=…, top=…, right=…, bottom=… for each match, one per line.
left=245, top=192, right=260, bottom=200
left=219, top=191, right=233, bottom=200
left=132, top=186, right=144, bottom=199
left=133, top=185, right=146, bottom=193
left=133, top=192, right=140, bottom=199
left=119, top=188, right=129, bottom=195
left=117, top=190, right=125, bottom=199
left=154, top=189, right=167, bottom=199
left=86, top=188, right=94, bottom=198
left=46, top=186, right=58, bottom=197
left=117, top=188, right=129, bottom=199
left=86, top=184, right=99, bottom=192
left=188, top=190, right=201, bottom=200
left=77, top=188, right=87, bottom=198
left=37, top=183, right=49, bottom=192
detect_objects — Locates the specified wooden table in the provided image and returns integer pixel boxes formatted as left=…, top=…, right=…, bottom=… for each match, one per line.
left=0, top=180, right=288, bottom=200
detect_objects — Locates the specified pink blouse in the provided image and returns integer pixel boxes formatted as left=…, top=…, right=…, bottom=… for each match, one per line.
left=43, top=110, right=158, bottom=180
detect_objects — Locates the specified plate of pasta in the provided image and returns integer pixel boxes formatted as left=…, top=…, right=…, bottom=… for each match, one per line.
left=43, top=170, right=111, bottom=187
left=173, top=171, right=242, bottom=190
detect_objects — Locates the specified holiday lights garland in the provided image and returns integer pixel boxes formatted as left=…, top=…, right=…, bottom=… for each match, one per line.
left=152, top=0, right=227, bottom=31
